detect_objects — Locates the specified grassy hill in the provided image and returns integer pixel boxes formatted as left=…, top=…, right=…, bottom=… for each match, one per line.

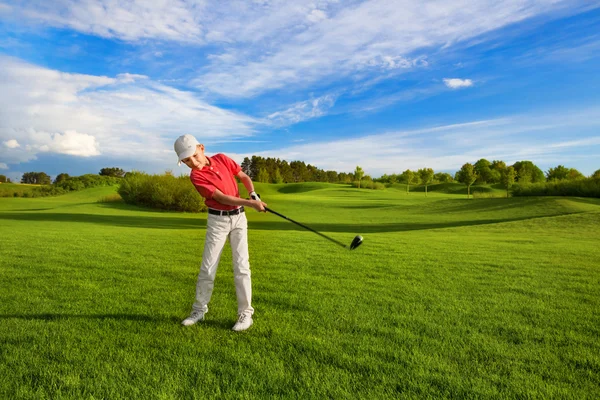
left=0, top=183, right=41, bottom=197
left=387, top=181, right=508, bottom=197
left=1, top=183, right=599, bottom=398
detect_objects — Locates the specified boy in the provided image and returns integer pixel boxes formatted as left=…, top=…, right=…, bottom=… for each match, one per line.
left=174, top=134, right=267, bottom=331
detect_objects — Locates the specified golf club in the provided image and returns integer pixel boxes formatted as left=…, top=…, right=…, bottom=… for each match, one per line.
left=264, top=206, right=363, bottom=250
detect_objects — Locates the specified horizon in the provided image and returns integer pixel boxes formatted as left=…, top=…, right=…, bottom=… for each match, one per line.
left=1, top=1, right=600, bottom=182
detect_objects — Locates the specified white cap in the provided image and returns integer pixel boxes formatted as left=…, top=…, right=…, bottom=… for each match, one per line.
left=174, top=134, right=199, bottom=165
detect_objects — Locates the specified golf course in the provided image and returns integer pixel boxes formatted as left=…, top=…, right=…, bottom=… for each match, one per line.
left=1, top=183, right=599, bottom=399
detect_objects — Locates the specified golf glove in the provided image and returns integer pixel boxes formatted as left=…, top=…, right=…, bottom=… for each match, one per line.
left=250, top=191, right=262, bottom=202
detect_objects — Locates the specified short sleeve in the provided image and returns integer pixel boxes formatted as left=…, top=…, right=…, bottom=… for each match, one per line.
left=218, top=154, right=242, bottom=175
left=190, top=172, right=215, bottom=199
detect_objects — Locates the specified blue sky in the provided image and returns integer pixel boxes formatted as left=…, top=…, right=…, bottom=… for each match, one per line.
left=1, top=0, right=600, bottom=182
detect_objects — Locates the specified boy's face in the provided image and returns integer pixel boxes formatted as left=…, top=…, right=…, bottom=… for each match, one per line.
left=181, top=144, right=207, bottom=170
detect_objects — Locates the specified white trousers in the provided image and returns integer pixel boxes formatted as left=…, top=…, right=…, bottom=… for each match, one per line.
left=192, top=211, right=254, bottom=316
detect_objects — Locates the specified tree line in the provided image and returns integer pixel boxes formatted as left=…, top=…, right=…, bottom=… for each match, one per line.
left=7, top=158, right=600, bottom=199
left=1, top=168, right=124, bottom=198
left=241, top=156, right=356, bottom=184
left=17, top=168, right=126, bottom=185
left=0, top=175, right=13, bottom=183
left=242, top=156, right=597, bottom=184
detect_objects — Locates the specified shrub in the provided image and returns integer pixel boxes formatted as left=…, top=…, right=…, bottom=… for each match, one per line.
left=350, top=180, right=386, bottom=190
left=22, top=175, right=121, bottom=198
left=118, top=172, right=207, bottom=212
left=31, top=185, right=68, bottom=197
left=512, top=178, right=600, bottom=198
left=472, top=190, right=505, bottom=199
left=98, top=194, right=123, bottom=203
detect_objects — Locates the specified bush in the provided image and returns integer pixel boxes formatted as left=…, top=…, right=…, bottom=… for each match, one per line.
left=512, top=178, right=600, bottom=198
left=98, top=194, right=123, bottom=203
left=118, top=172, right=207, bottom=212
left=350, top=180, right=386, bottom=190
left=55, top=174, right=120, bottom=190
left=31, top=185, right=68, bottom=197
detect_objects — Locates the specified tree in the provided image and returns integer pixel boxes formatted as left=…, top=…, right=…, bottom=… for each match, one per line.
left=272, top=168, right=283, bottom=184
left=402, top=169, right=416, bottom=193
left=592, top=169, right=600, bottom=180
left=290, top=160, right=307, bottom=182
left=21, top=172, right=35, bottom=184
left=354, top=166, right=364, bottom=188
left=338, top=172, right=352, bottom=183
left=39, top=173, right=51, bottom=185
left=490, top=160, right=506, bottom=184
left=457, top=163, right=478, bottom=199
left=567, top=168, right=584, bottom=180
left=326, top=170, right=338, bottom=183
left=99, top=167, right=125, bottom=178
left=546, top=165, right=570, bottom=181
left=250, top=156, right=264, bottom=180
left=279, top=160, right=293, bottom=183
left=512, top=161, right=545, bottom=183
left=0, top=175, right=6, bottom=183
left=241, top=157, right=252, bottom=176
left=418, top=168, right=434, bottom=197
left=54, top=173, right=70, bottom=184
left=474, top=159, right=492, bottom=184
left=501, top=166, right=516, bottom=198
left=433, top=172, right=453, bottom=183
left=257, top=168, right=270, bottom=183
left=21, top=172, right=51, bottom=185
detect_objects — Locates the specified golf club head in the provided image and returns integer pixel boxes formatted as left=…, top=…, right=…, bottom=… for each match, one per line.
left=349, top=235, right=363, bottom=250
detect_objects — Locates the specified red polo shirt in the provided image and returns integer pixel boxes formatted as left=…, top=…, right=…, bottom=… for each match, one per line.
left=190, top=154, right=241, bottom=211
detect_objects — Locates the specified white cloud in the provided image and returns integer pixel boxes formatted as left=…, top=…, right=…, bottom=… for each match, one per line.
left=27, top=129, right=100, bottom=157
left=307, top=9, right=327, bottom=23
left=8, top=1, right=592, bottom=98
left=267, top=94, right=337, bottom=126
left=443, top=78, right=474, bottom=89
left=0, top=162, right=7, bottom=170
left=116, top=73, right=148, bottom=83
left=9, top=0, right=340, bottom=44
left=194, top=0, right=585, bottom=97
left=0, top=56, right=258, bottom=166
left=247, top=107, right=600, bottom=176
left=18, top=0, right=205, bottom=42
left=4, top=139, right=20, bottom=148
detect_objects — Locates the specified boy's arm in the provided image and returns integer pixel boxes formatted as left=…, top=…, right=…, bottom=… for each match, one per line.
left=212, top=189, right=266, bottom=212
left=236, top=171, right=257, bottom=197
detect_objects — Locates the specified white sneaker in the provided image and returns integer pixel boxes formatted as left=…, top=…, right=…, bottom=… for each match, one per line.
left=182, top=310, right=205, bottom=326
left=232, top=313, right=253, bottom=331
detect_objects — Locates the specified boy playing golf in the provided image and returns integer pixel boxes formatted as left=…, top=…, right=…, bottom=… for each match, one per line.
left=174, top=134, right=267, bottom=331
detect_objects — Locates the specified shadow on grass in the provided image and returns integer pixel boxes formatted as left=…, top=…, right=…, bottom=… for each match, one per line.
left=0, top=313, right=237, bottom=330
left=0, top=210, right=585, bottom=233
left=0, top=212, right=203, bottom=229
left=0, top=313, right=181, bottom=323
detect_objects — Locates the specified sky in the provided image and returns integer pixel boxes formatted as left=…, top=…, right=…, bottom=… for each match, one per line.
left=1, top=0, right=600, bottom=182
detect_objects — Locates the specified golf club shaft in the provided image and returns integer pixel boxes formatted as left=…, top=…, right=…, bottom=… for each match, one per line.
left=264, top=207, right=347, bottom=249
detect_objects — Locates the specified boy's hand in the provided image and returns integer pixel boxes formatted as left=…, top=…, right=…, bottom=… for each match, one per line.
left=250, top=191, right=261, bottom=202
left=250, top=199, right=267, bottom=212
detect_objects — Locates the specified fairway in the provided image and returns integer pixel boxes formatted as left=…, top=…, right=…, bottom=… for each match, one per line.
left=1, top=184, right=599, bottom=399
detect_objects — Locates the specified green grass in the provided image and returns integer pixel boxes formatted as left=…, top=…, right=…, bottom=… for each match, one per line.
left=0, top=183, right=40, bottom=197
left=387, top=182, right=508, bottom=198
left=1, top=183, right=599, bottom=399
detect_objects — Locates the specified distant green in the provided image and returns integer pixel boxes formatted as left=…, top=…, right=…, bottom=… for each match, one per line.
left=0, top=183, right=39, bottom=197
left=1, top=184, right=599, bottom=399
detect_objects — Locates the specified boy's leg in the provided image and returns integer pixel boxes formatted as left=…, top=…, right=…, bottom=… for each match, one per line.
left=229, top=212, right=254, bottom=316
left=192, top=214, right=229, bottom=313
